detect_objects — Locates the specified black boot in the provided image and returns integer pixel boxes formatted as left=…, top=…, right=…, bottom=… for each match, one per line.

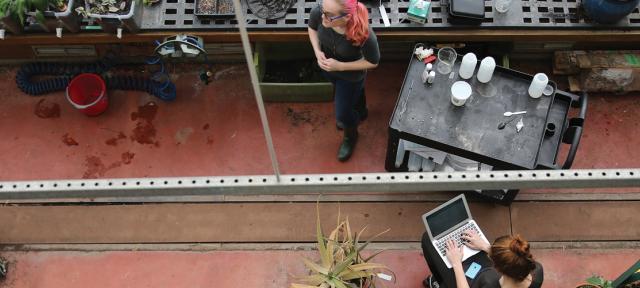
left=337, top=126, right=358, bottom=162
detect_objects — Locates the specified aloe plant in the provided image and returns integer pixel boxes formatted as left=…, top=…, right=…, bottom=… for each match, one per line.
left=290, top=203, right=395, bottom=288
left=577, top=275, right=614, bottom=288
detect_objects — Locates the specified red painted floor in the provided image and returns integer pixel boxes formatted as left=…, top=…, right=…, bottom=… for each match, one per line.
left=0, top=60, right=639, bottom=288
left=0, top=62, right=639, bottom=181
left=0, top=248, right=637, bottom=288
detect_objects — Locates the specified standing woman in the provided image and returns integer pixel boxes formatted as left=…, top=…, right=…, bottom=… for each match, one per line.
left=308, top=0, right=380, bottom=162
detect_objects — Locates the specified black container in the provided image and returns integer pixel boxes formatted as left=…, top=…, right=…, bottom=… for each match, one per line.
left=195, top=0, right=235, bottom=18
left=448, top=0, right=485, bottom=24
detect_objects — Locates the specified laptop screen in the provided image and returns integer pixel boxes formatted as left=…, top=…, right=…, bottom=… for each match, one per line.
left=425, top=198, right=469, bottom=238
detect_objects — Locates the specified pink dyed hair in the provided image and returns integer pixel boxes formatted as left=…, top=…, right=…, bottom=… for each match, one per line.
left=342, top=0, right=369, bottom=46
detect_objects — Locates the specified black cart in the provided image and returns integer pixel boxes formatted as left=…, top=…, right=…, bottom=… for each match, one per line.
left=384, top=47, right=588, bottom=204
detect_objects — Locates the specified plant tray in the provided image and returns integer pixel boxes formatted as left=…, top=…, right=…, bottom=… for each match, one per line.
left=195, top=0, right=235, bottom=18
left=85, top=0, right=141, bottom=33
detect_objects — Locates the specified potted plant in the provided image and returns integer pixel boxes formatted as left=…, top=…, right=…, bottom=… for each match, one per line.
left=0, top=0, right=46, bottom=34
left=0, top=0, right=20, bottom=34
left=75, top=0, right=141, bottom=33
left=577, top=275, right=614, bottom=288
left=577, top=274, right=640, bottom=288
left=290, top=203, right=395, bottom=288
left=0, top=0, right=77, bottom=34
left=27, top=0, right=81, bottom=33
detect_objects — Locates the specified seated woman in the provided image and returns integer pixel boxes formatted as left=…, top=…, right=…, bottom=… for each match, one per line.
left=421, top=231, right=544, bottom=288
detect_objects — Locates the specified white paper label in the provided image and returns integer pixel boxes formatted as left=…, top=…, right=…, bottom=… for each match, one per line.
left=0, top=29, right=5, bottom=40
left=379, top=5, right=391, bottom=27
left=377, top=273, right=393, bottom=281
left=116, top=28, right=123, bottom=39
left=56, top=28, right=63, bottom=38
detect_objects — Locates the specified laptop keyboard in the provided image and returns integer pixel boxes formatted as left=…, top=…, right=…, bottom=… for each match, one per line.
left=436, top=222, right=480, bottom=256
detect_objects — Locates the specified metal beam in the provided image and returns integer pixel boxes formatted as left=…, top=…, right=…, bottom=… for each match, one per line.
left=0, top=169, right=638, bottom=201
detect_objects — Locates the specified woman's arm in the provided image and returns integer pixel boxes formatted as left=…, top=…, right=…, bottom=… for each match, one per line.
left=319, top=57, right=377, bottom=72
left=446, top=239, right=471, bottom=288
left=308, top=27, right=326, bottom=61
left=452, top=263, right=470, bottom=288
left=339, top=58, right=378, bottom=71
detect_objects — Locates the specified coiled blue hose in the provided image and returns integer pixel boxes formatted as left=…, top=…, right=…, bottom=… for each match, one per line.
left=105, top=76, right=176, bottom=102
left=15, top=57, right=176, bottom=101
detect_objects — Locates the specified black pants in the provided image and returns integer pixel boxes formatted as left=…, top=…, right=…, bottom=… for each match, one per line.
left=421, top=232, right=492, bottom=288
left=322, top=71, right=366, bottom=127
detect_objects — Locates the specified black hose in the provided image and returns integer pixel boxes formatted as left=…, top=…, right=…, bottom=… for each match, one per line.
left=15, top=60, right=176, bottom=101
left=105, top=76, right=176, bottom=102
left=15, top=61, right=110, bottom=96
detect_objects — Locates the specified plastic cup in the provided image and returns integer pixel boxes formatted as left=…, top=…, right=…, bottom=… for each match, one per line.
left=451, top=81, right=472, bottom=106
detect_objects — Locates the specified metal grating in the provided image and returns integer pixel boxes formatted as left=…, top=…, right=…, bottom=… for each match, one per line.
left=141, top=0, right=640, bottom=30
left=1, top=169, right=639, bottom=201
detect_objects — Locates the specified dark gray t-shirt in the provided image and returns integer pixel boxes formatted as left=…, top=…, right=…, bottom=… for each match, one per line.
left=308, top=5, right=380, bottom=82
left=471, top=262, right=544, bottom=288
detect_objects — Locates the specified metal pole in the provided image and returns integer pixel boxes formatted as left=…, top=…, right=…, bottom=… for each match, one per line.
left=231, top=0, right=281, bottom=181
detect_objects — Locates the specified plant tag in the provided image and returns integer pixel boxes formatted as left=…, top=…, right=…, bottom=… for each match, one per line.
left=379, top=5, right=390, bottom=27
left=116, top=27, right=123, bottom=39
left=377, top=273, right=393, bottom=281
left=56, top=27, right=63, bottom=38
left=0, top=29, right=5, bottom=40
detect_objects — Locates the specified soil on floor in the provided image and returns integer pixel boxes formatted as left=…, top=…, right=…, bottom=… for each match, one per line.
left=263, top=60, right=326, bottom=83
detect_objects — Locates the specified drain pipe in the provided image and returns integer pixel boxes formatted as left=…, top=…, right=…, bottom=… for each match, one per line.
left=231, top=0, right=281, bottom=181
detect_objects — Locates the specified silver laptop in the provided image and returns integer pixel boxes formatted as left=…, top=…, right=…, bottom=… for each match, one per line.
left=422, top=194, right=489, bottom=268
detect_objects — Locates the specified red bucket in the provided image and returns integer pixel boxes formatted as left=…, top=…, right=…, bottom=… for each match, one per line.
left=66, top=73, right=108, bottom=116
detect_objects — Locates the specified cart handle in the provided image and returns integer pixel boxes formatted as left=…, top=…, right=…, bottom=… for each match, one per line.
left=557, top=90, right=588, bottom=169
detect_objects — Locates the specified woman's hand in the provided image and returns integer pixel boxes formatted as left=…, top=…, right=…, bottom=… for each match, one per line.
left=461, top=230, right=491, bottom=253
left=445, top=239, right=463, bottom=268
left=315, top=50, right=326, bottom=62
left=319, top=58, right=344, bottom=72
left=315, top=50, right=327, bottom=68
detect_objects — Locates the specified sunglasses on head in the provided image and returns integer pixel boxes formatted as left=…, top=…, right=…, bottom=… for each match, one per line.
left=322, top=9, right=347, bottom=21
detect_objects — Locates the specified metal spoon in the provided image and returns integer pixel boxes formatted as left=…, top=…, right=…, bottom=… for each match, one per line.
left=498, top=116, right=518, bottom=130
left=504, top=111, right=527, bottom=117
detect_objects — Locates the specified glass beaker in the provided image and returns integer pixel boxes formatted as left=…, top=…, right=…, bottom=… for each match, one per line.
left=437, top=47, right=457, bottom=75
